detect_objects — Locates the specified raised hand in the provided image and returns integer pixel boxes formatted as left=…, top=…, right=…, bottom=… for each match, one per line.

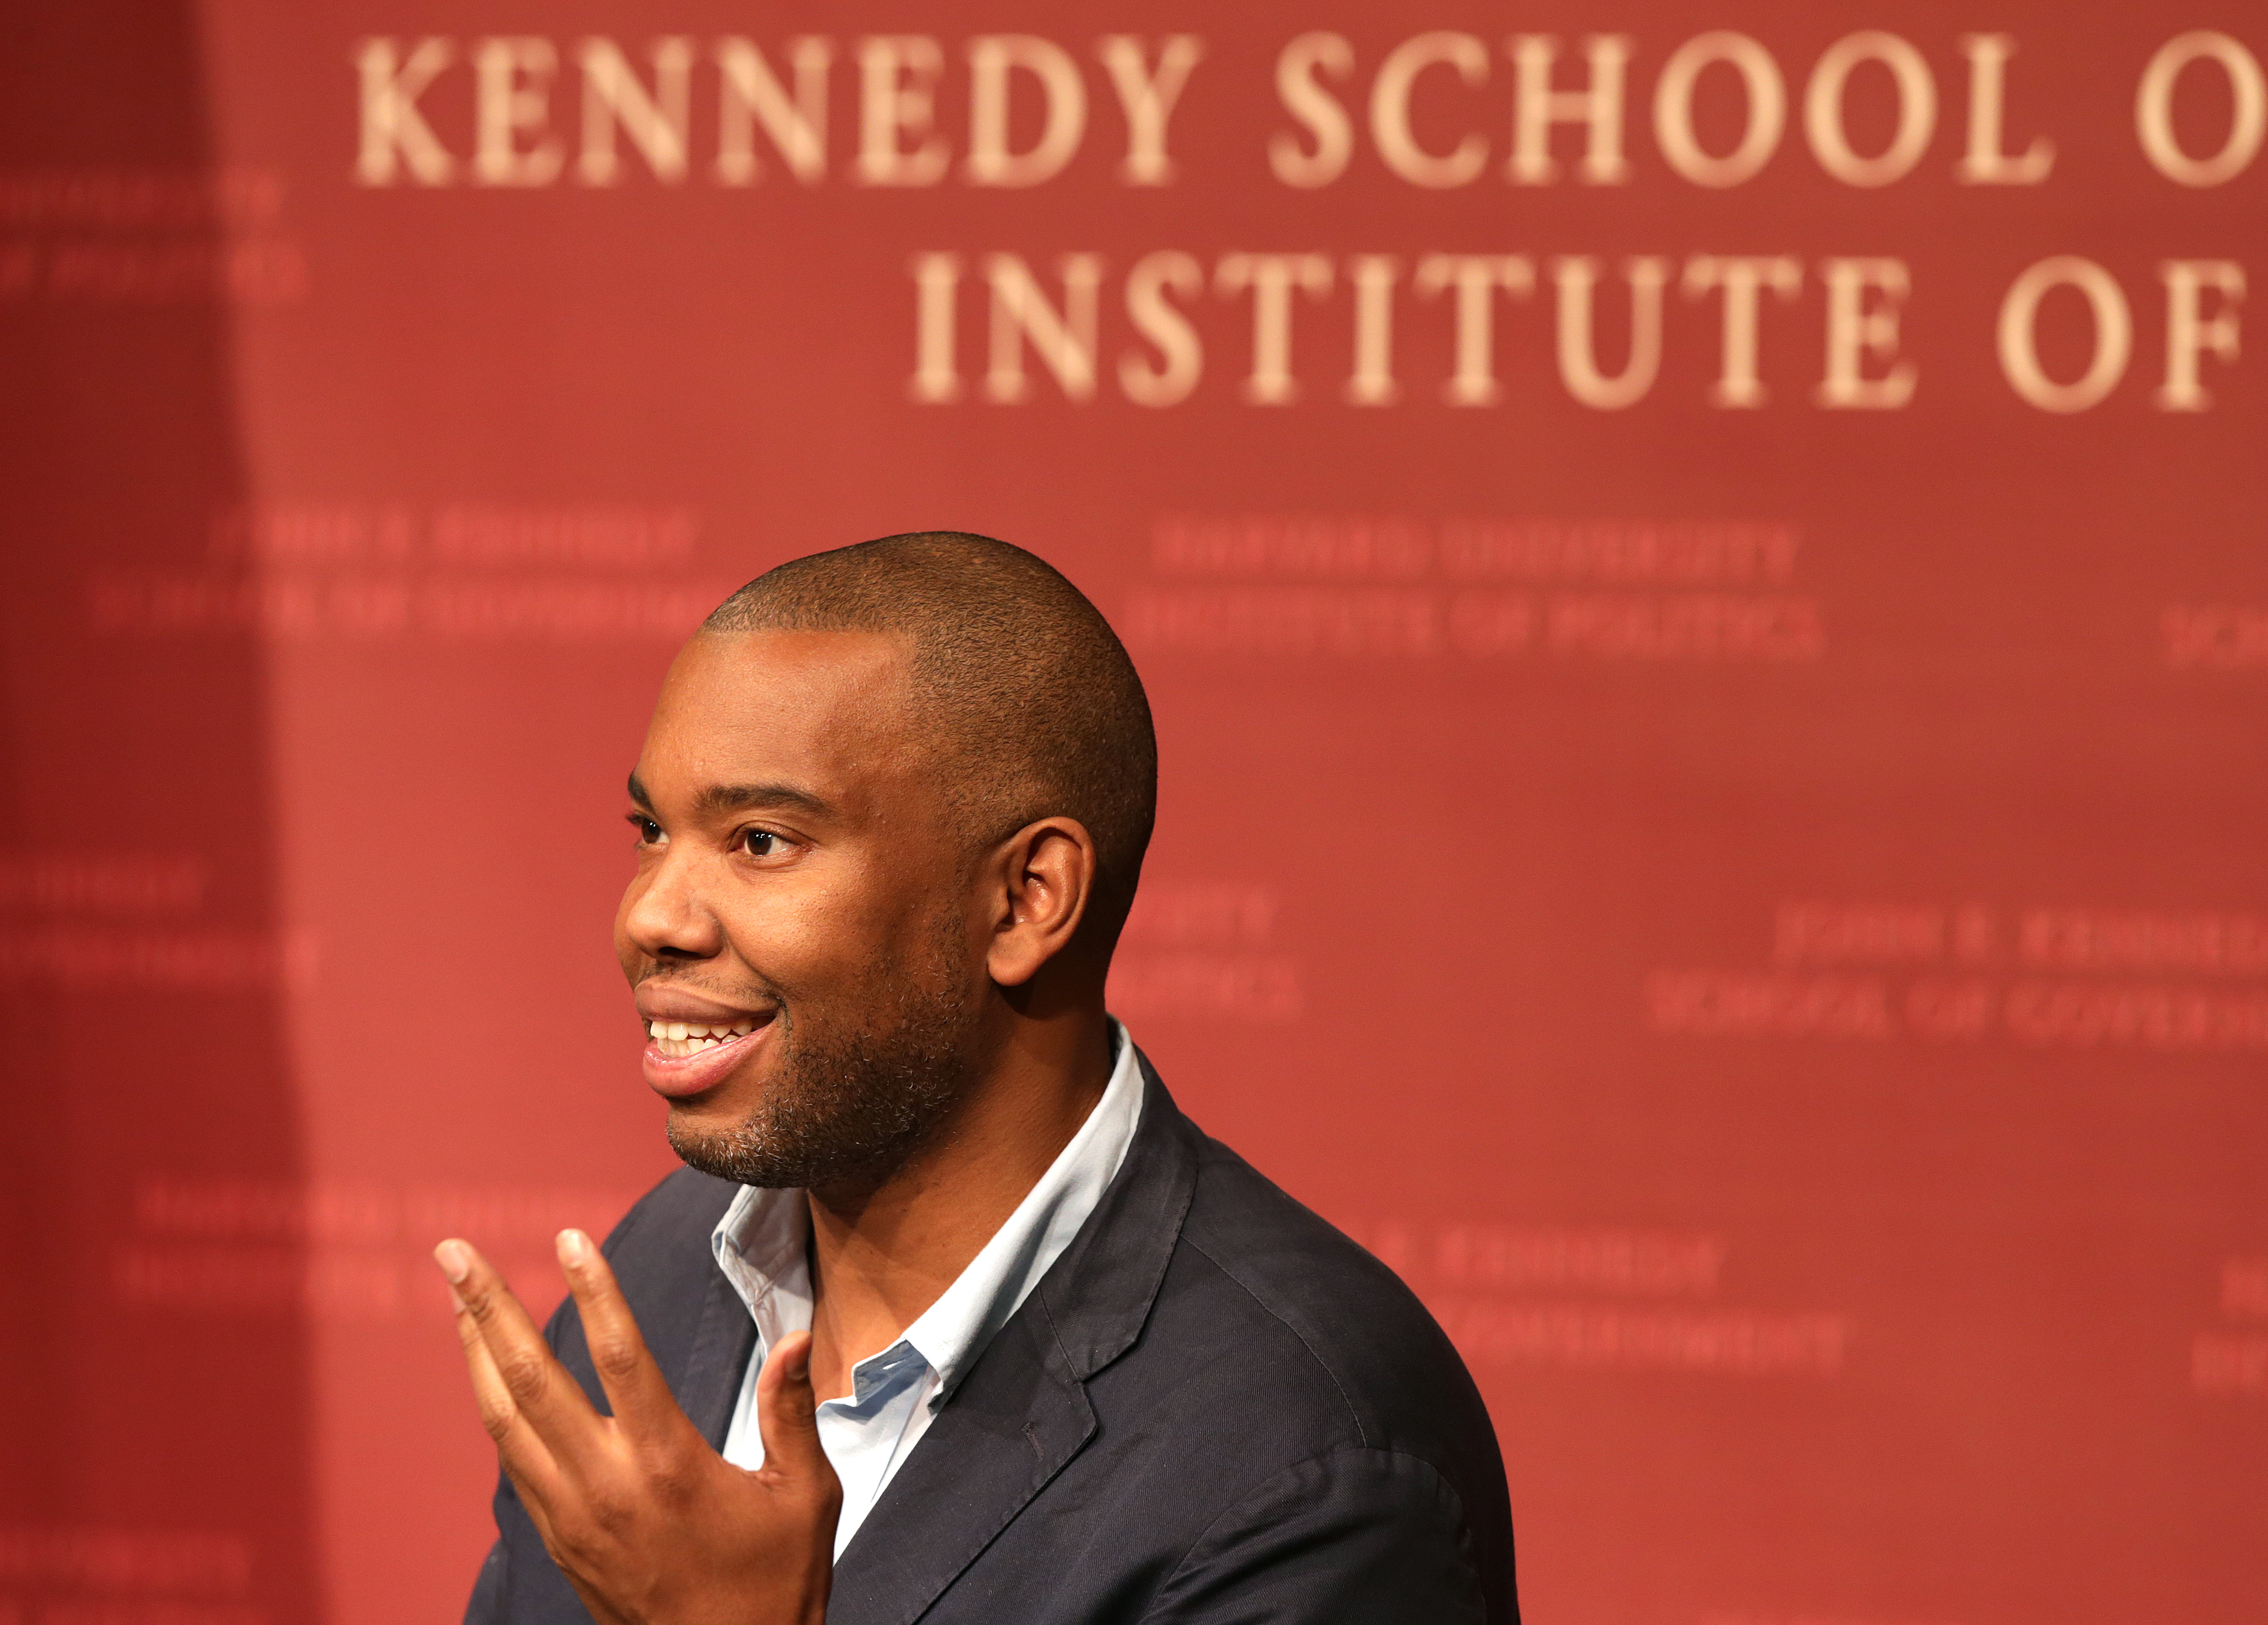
left=436, top=1230, right=840, bottom=1625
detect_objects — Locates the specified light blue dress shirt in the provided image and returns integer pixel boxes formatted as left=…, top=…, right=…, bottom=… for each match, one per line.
left=711, top=1022, right=1145, bottom=1558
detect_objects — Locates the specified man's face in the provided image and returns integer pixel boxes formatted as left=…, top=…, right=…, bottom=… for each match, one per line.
left=614, top=629, right=984, bottom=1191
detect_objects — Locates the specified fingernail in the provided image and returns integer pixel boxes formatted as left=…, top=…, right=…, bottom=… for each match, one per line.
left=434, top=1240, right=471, bottom=1284
left=557, top=1229, right=591, bottom=1267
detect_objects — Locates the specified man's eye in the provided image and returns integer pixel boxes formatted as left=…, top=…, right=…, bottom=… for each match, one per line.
left=628, top=815, right=663, bottom=846
left=739, top=829, right=782, bottom=859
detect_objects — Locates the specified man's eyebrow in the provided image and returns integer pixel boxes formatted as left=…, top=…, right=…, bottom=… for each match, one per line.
left=695, top=781, right=834, bottom=818
left=626, top=774, right=833, bottom=819
left=698, top=781, right=843, bottom=817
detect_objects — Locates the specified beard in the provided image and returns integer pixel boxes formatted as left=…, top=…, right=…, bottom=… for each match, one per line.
left=664, top=914, right=976, bottom=1192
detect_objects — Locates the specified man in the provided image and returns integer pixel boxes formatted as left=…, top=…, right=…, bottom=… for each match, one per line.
left=440, top=533, right=1517, bottom=1625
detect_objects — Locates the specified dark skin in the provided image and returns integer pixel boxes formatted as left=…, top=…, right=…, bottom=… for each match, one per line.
left=435, top=629, right=1116, bottom=1625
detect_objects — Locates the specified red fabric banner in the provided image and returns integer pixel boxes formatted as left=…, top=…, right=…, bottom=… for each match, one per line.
left=3, top=3, right=2262, bottom=1621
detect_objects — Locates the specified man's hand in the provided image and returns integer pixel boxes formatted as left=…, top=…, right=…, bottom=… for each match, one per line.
left=436, top=1230, right=839, bottom=1625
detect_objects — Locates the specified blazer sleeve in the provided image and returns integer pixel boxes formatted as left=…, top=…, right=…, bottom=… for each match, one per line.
left=1139, top=1447, right=1492, bottom=1625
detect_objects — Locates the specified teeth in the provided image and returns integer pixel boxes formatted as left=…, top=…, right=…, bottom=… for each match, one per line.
left=645, top=1016, right=762, bottom=1057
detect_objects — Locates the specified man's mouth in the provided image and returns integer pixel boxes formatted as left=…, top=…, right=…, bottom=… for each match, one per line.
left=637, top=1002, right=778, bottom=1100
left=646, top=1017, right=759, bottom=1059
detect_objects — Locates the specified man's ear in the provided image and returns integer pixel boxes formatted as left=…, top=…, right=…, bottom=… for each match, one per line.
left=984, top=817, right=1099, bottom=988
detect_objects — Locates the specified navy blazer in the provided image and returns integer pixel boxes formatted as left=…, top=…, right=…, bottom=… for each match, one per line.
left=466, top=1062, right=1519, bottom=1624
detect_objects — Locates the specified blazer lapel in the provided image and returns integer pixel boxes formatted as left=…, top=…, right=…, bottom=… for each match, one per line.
left=824, top=1310, right=1095, bottom=1625
left=824, top=1062, right=1203, bottom=1625
left=675, top=1257, right=758, bottom=1451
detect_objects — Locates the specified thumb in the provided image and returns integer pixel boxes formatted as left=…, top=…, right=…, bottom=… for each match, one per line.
left=756, top=1329, right=835, bottom=1490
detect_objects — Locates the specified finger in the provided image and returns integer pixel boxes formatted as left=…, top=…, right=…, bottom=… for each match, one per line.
left=443, top=1258, right=570, bottom=1508
left=755, top=1329, right=838, bottom=1497
left=437, top=1238, right=602, bottom=1463
left=554, top=1228, right=685, bottom=1441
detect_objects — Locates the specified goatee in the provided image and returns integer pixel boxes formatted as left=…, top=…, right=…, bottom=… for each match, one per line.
left=665, top=936, right=974, bottom=1191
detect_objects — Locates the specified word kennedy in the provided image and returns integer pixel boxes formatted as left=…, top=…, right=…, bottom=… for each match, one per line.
left=437, top=532, right=1517, bottom=1625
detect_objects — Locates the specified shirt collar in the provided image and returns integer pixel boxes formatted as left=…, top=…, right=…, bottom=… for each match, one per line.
left=710, top=1020, right=1147, bottom=1402
left=709, top=1181, right=813, bottom=1352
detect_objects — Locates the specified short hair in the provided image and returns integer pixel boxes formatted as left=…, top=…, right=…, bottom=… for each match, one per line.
left=702, top=532, right=1157, bottom=931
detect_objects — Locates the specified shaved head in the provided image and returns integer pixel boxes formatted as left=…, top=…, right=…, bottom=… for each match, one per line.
left=701, top=531, right=1157, bottom=932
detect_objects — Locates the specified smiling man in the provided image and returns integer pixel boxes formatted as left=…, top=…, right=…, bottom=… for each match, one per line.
left=438, top=533, right=1517, bottom=1625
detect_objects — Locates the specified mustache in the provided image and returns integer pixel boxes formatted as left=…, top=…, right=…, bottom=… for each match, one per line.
left=634, top=963, right=786, bottom=1008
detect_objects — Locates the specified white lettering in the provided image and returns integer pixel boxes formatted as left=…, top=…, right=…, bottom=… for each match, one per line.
left=1270, top=34, right=1355, bottom=188
left=1345, top=254, right=1402, bottom=403
left=1121, top=250, right=1204, bottom=405
left=715, top=38, right=830, bottom=184
left=1415, top=255, right=1535, bottom=405
left=965, top=36, right=1087, bottom=188
left=1372, top=33, right=1489, bottom=188
left=578, top=38, right=693, bottom=184
left=1998, top=256, right=2131, bottom=412
left=355, top=37, right=456, bottom=186
left=1096, top=36, right=1205, bottom=186
left=1805, top=32, right=1937, bottom=187
left=1508, top=34, right=1632, bottom=183
left=2157, top=259, right=2245, bottom=410
left=984, top=253, right=1102, bottom=402
left=1956, top=35, right=2053, bottom=183
left=1817, top=257, right=1917, bottom=407
left=908, top=252, right=962, bottom=402
left=2137, top=32, right=2266, bottom=186
left=1653, top=33, right=1785, bottom=187
left=1553, top=255, right=1667, bottom=408
left=1216, top=253, right=1333, bottom=403
left=1683, top=255, right=1802, bottom=406
left=857, top=37, right=949, bottom=185
left=473, top=38, right=561, bottom=186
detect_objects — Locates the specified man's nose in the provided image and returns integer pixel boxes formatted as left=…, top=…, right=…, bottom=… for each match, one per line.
left=622, top=850, right=724, bottom=960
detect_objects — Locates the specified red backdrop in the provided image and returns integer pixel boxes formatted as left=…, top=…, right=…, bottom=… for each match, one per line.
left=4, top=3, right=2264, bottom=1622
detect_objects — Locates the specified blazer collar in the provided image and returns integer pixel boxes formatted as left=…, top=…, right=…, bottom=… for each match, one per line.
left=678, top=1241, right=760, bottom=1451
left=825, top=1057, right=1201, bottom=1625
left=1027, top=1055, right=1201, bottom=1380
